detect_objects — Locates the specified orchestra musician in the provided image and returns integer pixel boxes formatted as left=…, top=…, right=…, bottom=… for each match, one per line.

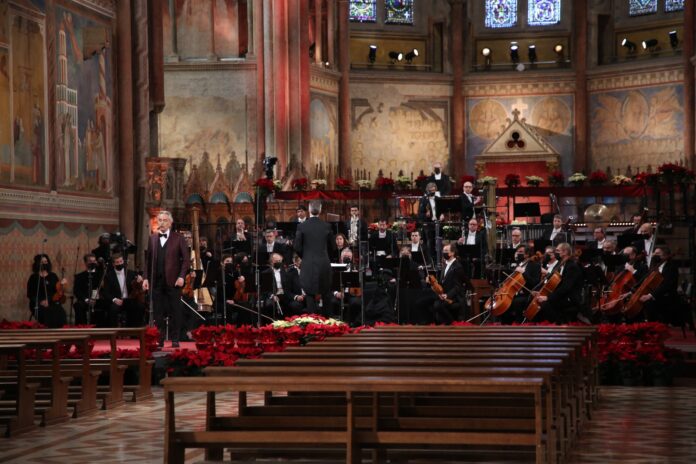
left=409, top=230, right=431, bottom=268
left=459, top=181, right=481, bottom=221
left=369, top=219, right=397, bottom=259
left=92, top=233, right=112, bottom=264
left=623, top=212, right=645, bottom=234
left=101, top=252, right=144, bottom=327
left=72, top=253, right=102, bottom=325
left=331, top=233, right=350, bottom=263
left=425, top=161, right=452, bottom=195
left=633, top=223, right=664, bottom=263
left=419, top=182, right=444, bottom=257
left=287, top=254, right=307, bottom=314
left=27, top=254, right=67, bottom=328
left=542, top=245, right=560, bottom=276
left=428, top=243, right=466, bottom=324
left=261, top=228, right=291, bottom=264
left=586, top=227, right=607, bottom=250
left=638, top=246, right=679, bottom=323
left=622, top=245, right=649, bottom=284
left=330, top=248, right=362, bottom=324
left=224, top=218, right=252, bottom=255
left=541, top=214, right=570, bottom=246
left=344, top=205, right=368, bottom=247
left=532, top=242, right=584, bottom=324
left=500, top=245, right=541, bottom=324
left=294, top=205, right=308, bottom=224
left=457, top=217, right=487, bottom=278
left=508, top=228, right=524, bottom=249
left=261, top=253, right=304, bottom=319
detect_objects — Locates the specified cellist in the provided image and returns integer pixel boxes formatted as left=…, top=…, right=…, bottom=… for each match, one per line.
left=500, top=245, right=541, bottom=324
left=532, top=242, right=584, bottom=324
left=427, top=243, right=467, bottom=325
left=638, top=246, right=679, bottom=323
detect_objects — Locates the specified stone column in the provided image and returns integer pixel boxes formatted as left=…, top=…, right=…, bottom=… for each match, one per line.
left=449, top=0, right=465, bottom=177
left=573, top=0, right=588, bottom=172
left=337, top=0, right=351, bottom=178
left=326, top=0, right=335, bottom=66
left=287, top=0, right=311, bottom=169
left=208, top=0, right=218, bottom=61
left=272, top=0, right=289, bottom=172
left=254, top=0, right=265, bottom=161
left=263, top=0, right=275, bottom=163
left=314, top=0, right=323, bottom=64
left=684, top=0, right=695, bottom=167
left=166, top=0, right=179, bottom=62
left=117, top=1, right=135, bottom=239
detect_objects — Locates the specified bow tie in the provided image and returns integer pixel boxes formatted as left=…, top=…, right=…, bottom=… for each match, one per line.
left=159, top=233, right=168, bottom=238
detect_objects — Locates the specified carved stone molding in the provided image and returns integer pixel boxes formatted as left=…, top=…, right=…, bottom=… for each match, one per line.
left=310, top=67, right=340, bottom=94
left=0, top=189, right=118, bottom=224
left=588, top=67, right=684, bottom=92
left=71, top=0, right=115, bottom=17
left=465, top=79, right=576, bottom=97
left=164, top=60, right=257, bottom=72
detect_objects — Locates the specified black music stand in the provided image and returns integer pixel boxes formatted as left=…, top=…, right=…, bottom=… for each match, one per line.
left=533, top=239, right=552, bottom=254
left=602, top=253, right=627, bottom=273
left=579, top=247, right=603, bottom=264
left=332, top=268, right=359, bottom=322
left=618, top=233, right=646, bottom=250
left=514, top=202, right=541, bottom=221
left=275, top=222, right=298, bottom=239
left=496, top=247, right=517, bottom=266
left=456, top=244, right=482, bottom=279
left=435, top=197, right=461, bottom=217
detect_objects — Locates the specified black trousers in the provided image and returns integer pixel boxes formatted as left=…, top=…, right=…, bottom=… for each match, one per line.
left=33, top=303, right=66, bottom=328
left=152, top=285, right=183, bottom=342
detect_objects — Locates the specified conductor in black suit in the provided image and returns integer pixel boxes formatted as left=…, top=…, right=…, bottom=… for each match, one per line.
left=294, top=201, right=335, bottom=314
left=425, top=162, right=452, bottom=195
left=430, top=243, right=466, bottom=324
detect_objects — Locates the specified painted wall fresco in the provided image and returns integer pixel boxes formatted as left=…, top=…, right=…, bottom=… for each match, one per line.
left=0, top=3, right=47, bottom=186
left=309, top=93, right=338, bottom=177
left=350, top=83, right=450, bottom=179
left=465, top=95, right=575, bottom=176
left=0, top=220, right=112, bottom=321
left=54, top=6, right=114, bottom=193
left=160, top=95, right=247, bottom=188
left=590, top=84, right=684, bottom=172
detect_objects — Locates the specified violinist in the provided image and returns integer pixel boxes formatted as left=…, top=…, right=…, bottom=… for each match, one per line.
left=72, top=253, right=102, bottom=325
left=500, top=245, right=541, bottom=324
left=331, top=233, right=350, bottom=263
left=219, top=254, right=248, bottom=325
left=638, top=246, right=679, bottom=323
left=102, top=252, right=144, bottom=327
left=27, top=254, right=67, bottom=328
left=428, top=243, right=466, bottom=325
left=542, top=246, right=560, bottom=276
left=533, top=242, right=584, bottom=323
left=541, top=215, right=570, bottom=246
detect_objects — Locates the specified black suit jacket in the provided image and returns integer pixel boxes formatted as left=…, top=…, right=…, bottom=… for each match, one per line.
left=145, top=231, right=190, bottom=288
left=426, top=174, right=452, bottom=195
left=542, top=228, right=570, bottom=246
left=459, top=230, right=488, bottom=260
left=440, top=259, right=466, bottom=302
left=521, top=261, right=542, bottom=294
left=73, top=270, right=103, bottom=302
left=651, top=260, right=679, bottom=301
left=418, top=194, right=438, bottom=221
left=459, top=193, right=476, bottom=220
left=369, top=230, right=397, bottom=257
left=294, top=216, right=334, bottom=295
left=548, top=259, right=583, bottom=307
left=102, top=268, right=138, bottom=303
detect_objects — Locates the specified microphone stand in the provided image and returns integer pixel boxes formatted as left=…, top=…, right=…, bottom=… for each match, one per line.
left=358, top=186, right=365, bottom=325
left=33, top=240, right=47, bottom=322
left=148, top=242, right=156, bottom=328
left=254, top=184, right=263, bottom=328
left=220, top=262, right=227, bottom=325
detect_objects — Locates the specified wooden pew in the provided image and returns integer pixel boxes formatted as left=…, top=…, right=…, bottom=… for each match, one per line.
left=0, top=343, right=37, bottom=437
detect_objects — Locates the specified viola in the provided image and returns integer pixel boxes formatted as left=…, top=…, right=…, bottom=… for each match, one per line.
left=524, top=272, right=561, bottom=321
left=130, top=272, right=147, bottom=305
left=621, top=270, right=663, bottom=319
left=233, top=269, right=249, bottom=303
left=596, top=268, right=635, bottom=315
left=427, top=274, right=451, bottom=304
left=52, top=267, right=66, bottom=304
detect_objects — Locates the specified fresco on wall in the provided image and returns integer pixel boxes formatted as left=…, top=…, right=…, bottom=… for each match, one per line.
left=351, top=85, right=449, bottom=179
left=466, top=95, right=574, bottom=176
left=176, top=0, right=214, bottom=58
left=160, top=95, right=247, bottom=189
left=0, top=6, right=47, bottom=186
left=0, top=0, right=8, bottom=44
left=310, top=94, right=338, bottom=177
left=590, top=85, right=684, bottom=172
left=54, top=7, right=114, bottom=193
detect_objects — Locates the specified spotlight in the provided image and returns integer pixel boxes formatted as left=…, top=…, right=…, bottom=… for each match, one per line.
left=621, top=38, right=636, bottom=54
left=388, top=51, right=403, bottom=63
left=669, top=31, right=678, bottom=49
left=405, top=48, right=419, bottom=63
left=510, top=42, right=519, bottom=63
left=368, top=44, right=377, bottom=63
left=481, top=47, right=491, bottom=57
left=481, top=47, right=491, bottom=69
left=554, top=43, right=565, bottom=63
left=642, top=38, right=658, bottom=50
left=528, top=44, right=537, bottom=64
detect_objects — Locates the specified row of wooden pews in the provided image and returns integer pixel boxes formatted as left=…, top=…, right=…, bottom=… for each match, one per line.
left=162, top=324, right=597, bottom=464
left=0, top=327, right=154, bottom=437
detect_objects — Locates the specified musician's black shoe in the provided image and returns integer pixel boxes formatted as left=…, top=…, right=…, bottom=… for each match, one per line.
left=576, top=312, right=592, bottom=325
left=171, top=341, right=180, bottom=348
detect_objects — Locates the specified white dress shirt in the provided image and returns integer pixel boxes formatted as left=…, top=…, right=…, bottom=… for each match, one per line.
left=159, top=229, right=170, bottom=247
left=550, top=228, right=561, bottom=241
left=466, top=232, right=476, bottom=245
left=273, top=268, right=283, bottom=294
left=115, top=269, right=128, bottom=299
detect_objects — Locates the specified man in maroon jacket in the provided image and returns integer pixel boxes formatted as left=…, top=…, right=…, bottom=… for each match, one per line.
left=142, top=211, right=190, bottom=347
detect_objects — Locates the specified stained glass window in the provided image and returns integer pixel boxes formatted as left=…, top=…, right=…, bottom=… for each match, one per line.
left=485, top=0, right=518, bottom=28
left=385, top=0, right=414, bottom=24
left=665, top=0, right=684, bottom=12
left=349, top=0, right=377, bottom=23
left=528, top=0, right=561, bottom=26
left=629, top=0, right=657, bottom=16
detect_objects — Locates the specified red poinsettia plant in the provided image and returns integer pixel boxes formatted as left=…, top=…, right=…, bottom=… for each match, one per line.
left=588, top=170, right=608, bottom=185
left=335, top=178, right=352, bottom=190
left=254, top=178, right=276, bottom=194
left=459, top=175, right=476, bottom=187
left=291, top=177, right=308, bottom=190
left=633, top=171, right=660, bottom=186
left=504, top=173, right=521, bottom=187
left=375, top=176, right=395, bottom=190
left=548, top=170, right=564, bottom=186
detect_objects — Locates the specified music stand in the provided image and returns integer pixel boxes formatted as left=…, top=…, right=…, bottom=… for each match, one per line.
left=331, top=267, right=359, bottom=322
left=275, top=222, right=298, bottom=239
left=456, top=244, right=481, bottom=279
left=496, top=248, right=517, bottom=266
left=533, top=239, right=552, bottom=254
left=602, top=253, right=627, bottom=273
left=618, top=233, right=646, bottom=250
left=579, top=248, right=603, bottom=264
left=435, top=197, right=461, bottom=217
left=514, top=202, right=541, bottom=221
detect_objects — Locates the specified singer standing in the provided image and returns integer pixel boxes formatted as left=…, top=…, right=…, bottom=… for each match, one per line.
left=293, top=201, right=335, bottom=314
left=142, top=211, right=190, bottom=347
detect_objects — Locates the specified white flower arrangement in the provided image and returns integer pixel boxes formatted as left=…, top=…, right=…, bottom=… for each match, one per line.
left=273, top=180, right=283, bottom=190
left=356, top=179, right=372, bottom=188
left=611, top=175, right=633, bottom=185
left=311, top=178, right=327, bottom=186
left=525, top=175, right=544, bottom=185
left=271, top=316, right=346, bottom=329
left=477, top=176, right=497, bottom=186
left=568, top=172, right=587, bottom=183
left=395, top=176, right=411, bottom=186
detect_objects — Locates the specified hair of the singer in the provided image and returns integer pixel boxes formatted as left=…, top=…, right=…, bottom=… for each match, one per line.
left=309, top=200, right=322, bottom=215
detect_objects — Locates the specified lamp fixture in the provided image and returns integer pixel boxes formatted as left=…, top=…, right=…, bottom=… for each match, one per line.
left=510, top=42, right=519, bottom=63
left=621, top=38, right=636, bottom=54
left=481, top=47, right=491, bottom=69
left=641, top=38, right=658, bottom=50
left=368, top=44, right=377, bottom=63
left=481, top=47, right=491, bottom=57
left=405, top=48, right=419, bottom=63
left=669, top=30, right=678, bottom=50
left=528, top=44, right=537, bottom=64
left=388, top=51, right=403, bottom=63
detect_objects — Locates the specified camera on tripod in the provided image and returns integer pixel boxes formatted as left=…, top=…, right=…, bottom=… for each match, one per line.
left=262, top=156, right=278, bottom=179
left=109, top=232, right=137, bottom=256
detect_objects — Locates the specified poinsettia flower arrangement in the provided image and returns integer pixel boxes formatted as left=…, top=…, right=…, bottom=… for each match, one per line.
left=459, top=174, right=476, bottom=187
left=568, top=172, right=587, bottom=186
left=375, top=176, right=395, bottom=190
left=356, top=179, right=372, bottom=190
left=254, top=178, right=276, bottom=194
left=611, top=175, right=633, bottom=185
left=335, top=178, right=352, bottom=190
left=415, top=175, right=429, bottom=189
left=291, top=177, right=308, bottom=190
left=504, top=173, right=521, bottom=187
left=588, top=170, right=608, bottom=185
left=548, top=171, right=564, bottom=186
left=633, top=171, right=660, bottom=186
left=477, top=176, right=497, bottom=187
left=395, top=176, right=411, bottom=189
left=525, top=175, right=544, bottom=187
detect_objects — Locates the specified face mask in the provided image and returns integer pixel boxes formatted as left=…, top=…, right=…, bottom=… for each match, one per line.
left=434, top=168, right=441, bottom=174
left=543, top=255, right=551, bottom=265
left=652, top=256, right=662, bottom=265
left=554, top=252, right=561, bottom=261
left=88, top=263, right=97, bottom=270
left=515, top=254, right=525, bottom=263
left=272, top=262, right=282, bottom=269
left=428, top=191, right=436, bottom=196
left=224, top=263, right=234, bottom=272
left=114, top=264, right=124, bottom=271
left=342, top=257, right=352, bottom=264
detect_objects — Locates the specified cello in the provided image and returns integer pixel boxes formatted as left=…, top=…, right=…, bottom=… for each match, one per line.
left=484, top=253, right=540, bottom=317
left=596, top=267, right=635, bottom=315
left=524, top=271, right=561, bottom=321
left=621, top=270, right=662, bottom=319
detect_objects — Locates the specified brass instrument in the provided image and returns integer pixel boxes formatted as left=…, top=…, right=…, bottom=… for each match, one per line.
left=190, top=206, right=214, bottom=311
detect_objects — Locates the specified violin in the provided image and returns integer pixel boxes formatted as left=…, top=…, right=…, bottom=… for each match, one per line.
left=524, top=272, right=561, bottom=321
left=596, top=267, right=635, bottom=315
left=427, top=274, right=451, bottom=304
left=233, top=264, right=250, bottom=302
left=621, top=270, right=662, bottom=319
left=129, top=271, right=147, bottom=305
left=182, top=270, right=195, bottom=299
left=52, top=267, right=66, bottom=304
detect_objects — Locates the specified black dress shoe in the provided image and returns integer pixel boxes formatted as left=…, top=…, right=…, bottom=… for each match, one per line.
left=171, top=341, right=180, bottom=348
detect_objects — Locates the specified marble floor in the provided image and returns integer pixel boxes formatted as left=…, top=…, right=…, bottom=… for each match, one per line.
left=0, top=387, right=695, bottom=463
